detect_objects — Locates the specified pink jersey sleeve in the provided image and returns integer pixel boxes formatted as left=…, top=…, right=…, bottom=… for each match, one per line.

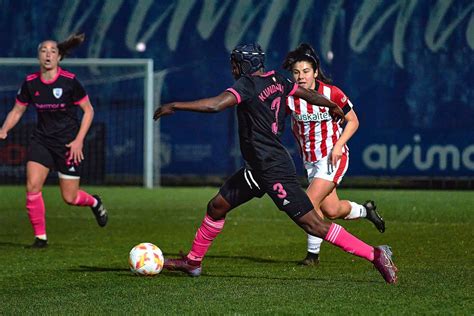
left=15, top=98, right=28, bottom=106
left=225, top=88, right=242, bottom=104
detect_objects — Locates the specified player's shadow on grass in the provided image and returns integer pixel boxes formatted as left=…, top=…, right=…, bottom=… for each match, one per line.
left=0, top=241, right=28, bottom=248
left=160, top=270, right=379, bottom=284
left=165, top=252, right=327, bottom=265
left=69, top=266, right=129, bottom=273
left=165, top=252, right=287, bottom=264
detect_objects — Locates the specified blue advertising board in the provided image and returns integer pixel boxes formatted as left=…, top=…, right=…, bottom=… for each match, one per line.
left=0, top=0, right=472, bottom=181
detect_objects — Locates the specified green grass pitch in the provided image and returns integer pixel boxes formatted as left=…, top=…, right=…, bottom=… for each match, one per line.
left=0, top=186, right=473, bottom=314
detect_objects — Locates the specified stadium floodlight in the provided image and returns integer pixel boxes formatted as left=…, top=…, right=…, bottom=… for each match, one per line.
left=0, top=58, right=158, bottom=188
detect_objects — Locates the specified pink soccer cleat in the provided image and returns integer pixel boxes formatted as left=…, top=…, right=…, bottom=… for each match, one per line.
left=164, top=255, right=202, bottom=277
left=373, top=245, right=398, bottom=284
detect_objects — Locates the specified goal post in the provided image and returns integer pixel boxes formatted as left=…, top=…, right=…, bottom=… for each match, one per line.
left=0, top=58, right=158, bottom=188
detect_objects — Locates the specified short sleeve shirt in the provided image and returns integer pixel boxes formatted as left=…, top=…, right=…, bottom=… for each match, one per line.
left=226, top=70, right=298, bottom=170
left=16, top=67, right=88, bottom=146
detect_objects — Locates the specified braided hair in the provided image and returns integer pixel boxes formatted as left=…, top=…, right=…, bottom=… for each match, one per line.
left=282, top=43, right=332, bottom=84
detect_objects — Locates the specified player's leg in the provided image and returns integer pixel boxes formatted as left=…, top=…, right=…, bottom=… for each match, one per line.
left=319, top=187, right=383, bottom=229
left=300, top=178, right=335, bottom=265
left=164, top=168, right=263, bottom=276
left=317, top=152, right=384, bottom=231
left=58, top=176, right=108, bottom=227
left=57, top=147, right=108, bottom=227
left=322, top=192, right=385, bottom=232
left=264, top=163, right=397, bottom=283
left=294, top=209, right=397, bottom=283
left=25, top=161, right=50, bottom=248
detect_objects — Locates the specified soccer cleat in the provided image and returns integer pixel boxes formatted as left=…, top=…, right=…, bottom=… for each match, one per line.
left=364, top=200, right=385, bottom=233
left=164, top=255, right=202, bottom=277
left=299, top=252, right=320, bottom=266
left=373, top=245, right=398, bottom=284
left=26, top=237, right=48, bottom=249
left=91, top=195, right=108, bottom=227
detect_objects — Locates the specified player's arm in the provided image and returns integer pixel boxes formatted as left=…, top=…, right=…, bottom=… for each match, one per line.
left=293, top=86, right=345, bottom=122
left=153, top=92, right=237, bottom=120
left=66, top=98, right=94, bottom=164
left=331, top=109, right=359, bottom=166
left=0, top=102, right=28, bottom=140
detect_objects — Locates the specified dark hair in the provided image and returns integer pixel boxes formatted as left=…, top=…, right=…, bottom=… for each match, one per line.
left=230, top=43, right=265, bottom=77
left=282, top=43, right=332, bottom=84
left=57, top=33, right=85, bottom=60
left=38, top=33, right=85, bottom=61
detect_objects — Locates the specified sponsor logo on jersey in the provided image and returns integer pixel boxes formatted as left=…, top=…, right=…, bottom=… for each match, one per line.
left=293, top=111, right=331, bottom=122
left=34, top=103, right=66, bottom=110
left=283, top=199, right=290, bottom=206
left=35, top=91, right=40, bottom=96
left=53, top=88, right=63, bottom=99
left=341, top=95, right=347, bottom=103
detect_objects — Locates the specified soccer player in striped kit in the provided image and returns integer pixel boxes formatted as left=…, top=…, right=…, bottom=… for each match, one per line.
left=154, top=43, right=397, bottom=284
left=283, top=43, right=385, bottom=265
left=0, top=33, right=108, bottom=248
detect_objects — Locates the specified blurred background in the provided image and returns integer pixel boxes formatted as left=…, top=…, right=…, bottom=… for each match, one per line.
left=0, top=0, right=472, bottom=189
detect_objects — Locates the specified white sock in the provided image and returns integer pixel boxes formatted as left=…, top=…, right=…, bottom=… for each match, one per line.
left=344, top=201, right=367, bottom=219
left=92, top=199, right=98, bottom=208
left=35, top=234, right=47, bottom=240
left=307, top=234, right=323, bottom=254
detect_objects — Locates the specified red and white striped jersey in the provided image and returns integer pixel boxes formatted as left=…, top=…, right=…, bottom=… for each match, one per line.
left=287, top=80, right=353, bottom=162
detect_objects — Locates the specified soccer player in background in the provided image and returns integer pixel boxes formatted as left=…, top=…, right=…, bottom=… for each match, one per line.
left=283, top=43, right=386, bottom=266
left=153, top=43, right=398, bottom=284
left=0, top=33, right=108, bottom=248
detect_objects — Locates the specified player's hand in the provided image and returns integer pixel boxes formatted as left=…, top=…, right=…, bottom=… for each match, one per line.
left=330, top=107, right=345, bottom=124
left=330, top=144, right=343, bottom=167
left=65, top=139, right=84, bottom=165
left=0, top=129, right=7, bottom=140
left=153, top=103, right=175, bottom=121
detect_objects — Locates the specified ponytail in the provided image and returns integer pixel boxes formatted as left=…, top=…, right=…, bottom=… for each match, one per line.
left=57, top=33, right=85, bottom=60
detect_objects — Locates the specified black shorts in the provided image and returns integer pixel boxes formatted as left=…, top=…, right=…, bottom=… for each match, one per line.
left=27, top=139, right=82, bottom=178
left=219, top=162, right=313, bottom=219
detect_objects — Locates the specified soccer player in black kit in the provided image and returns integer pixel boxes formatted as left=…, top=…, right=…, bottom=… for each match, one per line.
left=0, top=33, right=108, bottom=248
left=153, top=44, right=398, bottom=284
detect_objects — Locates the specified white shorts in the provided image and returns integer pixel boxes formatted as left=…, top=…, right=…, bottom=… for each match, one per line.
left=304, top=152, right=349, bottom=185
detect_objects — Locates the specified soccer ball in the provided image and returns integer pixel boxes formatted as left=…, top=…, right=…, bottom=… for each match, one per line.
left=129, top=242, right=164, bottom=276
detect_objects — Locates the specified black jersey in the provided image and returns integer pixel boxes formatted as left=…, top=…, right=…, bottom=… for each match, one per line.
left=226, top=70, right=298, bottom=170
left=16, top=67, right=88, bottom=146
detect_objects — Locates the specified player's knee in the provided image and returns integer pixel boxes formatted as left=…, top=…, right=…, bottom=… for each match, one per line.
left=322, top=203, right=344, bottom=220
left=26, top=181, right=42, bottom=193
left=323, top=208, right=340, bottom=220
left=207, top=194, right=230, bottom=220
left=62, top=193, right=77, bottom=205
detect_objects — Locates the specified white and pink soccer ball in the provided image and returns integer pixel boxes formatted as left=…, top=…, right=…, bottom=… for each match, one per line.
left=129, top=242, right=164, bottom=276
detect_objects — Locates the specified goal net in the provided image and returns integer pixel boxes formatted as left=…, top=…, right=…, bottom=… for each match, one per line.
left=0, top=58, right=156, bottom=187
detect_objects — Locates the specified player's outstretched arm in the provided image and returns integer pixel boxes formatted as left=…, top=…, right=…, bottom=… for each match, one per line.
left=0, top=103, right=27, bottom=140
left=293, top=86, right=345, bottom=123
left=153, top=91, right=237, bottom=121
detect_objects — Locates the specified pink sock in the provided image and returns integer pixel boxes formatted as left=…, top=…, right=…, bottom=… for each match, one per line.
left=73, top=190, right=96, bottom=207
left=324, top=223, right=374, bottom=261
left=26, top=192, right=46, bottom=237
left=187, top=214, right=225, bottom=263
